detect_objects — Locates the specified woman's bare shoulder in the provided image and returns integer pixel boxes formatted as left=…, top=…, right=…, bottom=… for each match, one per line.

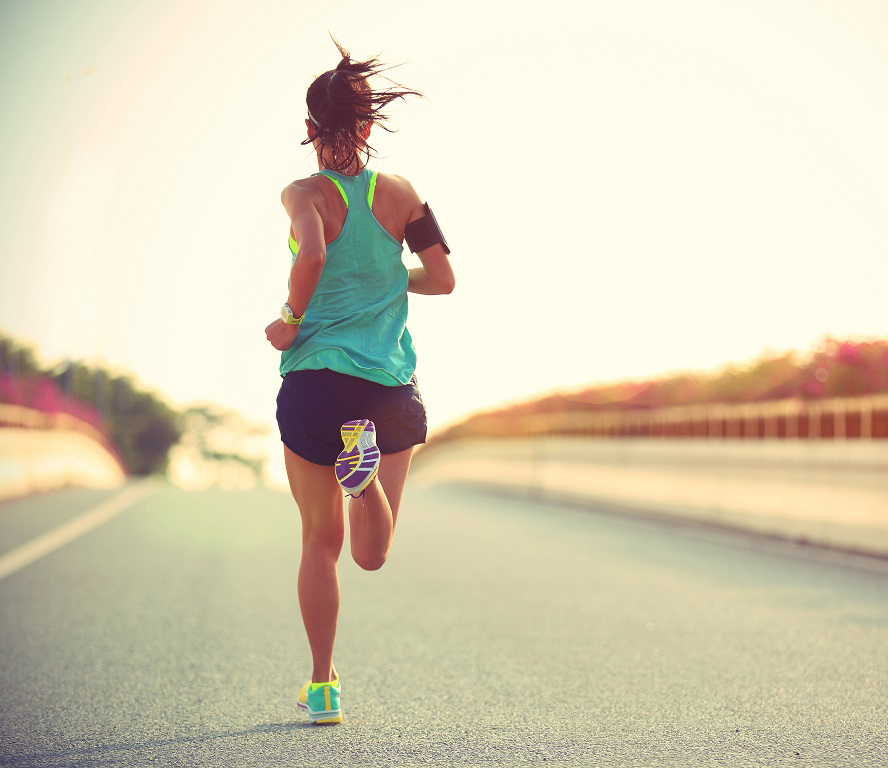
left=376, top=173, right=424, bottom=220
left=378, top=173, right=420, bottom=198
left=280, top=177, right=328, bottom=216
left=281, top=176, right=325, bottom=201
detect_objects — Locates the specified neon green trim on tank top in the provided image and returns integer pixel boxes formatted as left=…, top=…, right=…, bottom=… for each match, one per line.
left=318, top=171, right=349, bottom=207
left=289, top=171, right=357, bottom=255
left=367, top=172, right=378, bottom=207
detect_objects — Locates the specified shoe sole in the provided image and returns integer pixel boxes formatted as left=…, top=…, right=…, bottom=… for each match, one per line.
left=335, top=420, right=380, bottom=495
left=296, top=700, right=343, bottom=724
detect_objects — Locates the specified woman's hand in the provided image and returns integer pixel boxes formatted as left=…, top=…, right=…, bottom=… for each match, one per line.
left=265, top=318, right=301, bottom=351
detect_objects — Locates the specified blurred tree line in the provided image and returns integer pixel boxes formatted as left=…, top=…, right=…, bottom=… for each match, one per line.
left=0, top=332, right=180, bottom=475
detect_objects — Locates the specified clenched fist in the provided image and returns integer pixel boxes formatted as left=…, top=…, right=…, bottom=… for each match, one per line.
left=265, top=318, right=300, bottom=351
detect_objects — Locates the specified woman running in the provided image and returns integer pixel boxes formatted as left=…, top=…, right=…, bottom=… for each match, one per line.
left=265, top=39, right=455, bottom=725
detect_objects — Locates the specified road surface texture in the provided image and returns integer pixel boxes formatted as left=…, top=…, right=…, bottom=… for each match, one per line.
left=0, top=477, right=886, bottom=767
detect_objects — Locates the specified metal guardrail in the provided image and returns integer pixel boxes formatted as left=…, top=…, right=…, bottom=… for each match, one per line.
left=468, top=394, right=888, bottom=440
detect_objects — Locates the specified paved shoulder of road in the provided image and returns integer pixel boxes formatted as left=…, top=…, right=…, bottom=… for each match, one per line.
left=415, top=437, right=888, bottom=556
left=0, top=476, right=886, bottom=767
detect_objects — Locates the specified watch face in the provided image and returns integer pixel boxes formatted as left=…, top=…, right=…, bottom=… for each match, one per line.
left=281, top=305, right=291, bottom=322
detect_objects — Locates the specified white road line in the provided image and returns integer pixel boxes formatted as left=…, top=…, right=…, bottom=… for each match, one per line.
left=0, top=482, right=156, bottom=581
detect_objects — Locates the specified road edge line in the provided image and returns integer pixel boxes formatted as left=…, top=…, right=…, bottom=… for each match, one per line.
left=0, top=482, right=157, bottom=581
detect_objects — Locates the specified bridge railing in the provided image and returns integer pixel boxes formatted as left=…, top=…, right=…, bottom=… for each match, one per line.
left=472, top=393, right=888, bottom=440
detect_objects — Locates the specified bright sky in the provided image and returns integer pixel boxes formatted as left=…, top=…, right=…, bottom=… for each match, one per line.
left=1, top=0, right=887, bottom=473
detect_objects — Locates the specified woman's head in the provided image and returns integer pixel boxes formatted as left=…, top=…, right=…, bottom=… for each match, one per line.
left=302, top=38, right=422, bottom=173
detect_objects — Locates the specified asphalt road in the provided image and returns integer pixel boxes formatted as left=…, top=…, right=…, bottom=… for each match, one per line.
left=0, top=475, right=886, bottom=767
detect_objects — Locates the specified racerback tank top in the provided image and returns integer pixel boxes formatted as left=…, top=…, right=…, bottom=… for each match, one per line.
left=279, top=168, right=417, bottom=386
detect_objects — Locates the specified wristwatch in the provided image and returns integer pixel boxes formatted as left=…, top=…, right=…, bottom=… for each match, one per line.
left=281, top=303, right=306, bottom=325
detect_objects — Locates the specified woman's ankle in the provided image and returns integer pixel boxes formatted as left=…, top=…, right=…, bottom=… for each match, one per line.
left=311, top=666, right=338, bottom=683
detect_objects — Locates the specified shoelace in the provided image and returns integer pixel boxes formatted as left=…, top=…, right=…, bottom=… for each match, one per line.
left=345, top=488, right=367, bottom=507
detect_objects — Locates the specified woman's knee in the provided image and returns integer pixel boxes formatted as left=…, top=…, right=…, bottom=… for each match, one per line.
left=351, top=546, right=388, bottom=571
left=303, top=524, right=345, bottom=556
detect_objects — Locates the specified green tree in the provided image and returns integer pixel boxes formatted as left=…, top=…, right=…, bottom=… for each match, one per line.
left=2, top=331, right=182, bottom=476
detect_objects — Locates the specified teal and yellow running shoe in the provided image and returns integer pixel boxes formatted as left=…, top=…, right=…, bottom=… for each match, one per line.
left=335, top=419, right=380, bottom=497
left=296, top=678, right=342, bottom=724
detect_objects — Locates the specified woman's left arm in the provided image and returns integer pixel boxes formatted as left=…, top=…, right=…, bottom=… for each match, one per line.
left=265, top=184, right=327, bottom=351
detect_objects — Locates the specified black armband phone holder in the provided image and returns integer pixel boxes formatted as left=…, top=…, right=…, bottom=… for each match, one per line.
left=404, top=204, right=450, bottom=255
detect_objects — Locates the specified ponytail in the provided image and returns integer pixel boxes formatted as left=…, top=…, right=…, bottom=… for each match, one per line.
left=301, top=37, right=422, bottom=173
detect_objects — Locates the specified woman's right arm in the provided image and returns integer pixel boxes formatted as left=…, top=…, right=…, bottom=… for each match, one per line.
left=402, top=186, right=455, bottom=296
left=407, top=246, right=455, bottom=295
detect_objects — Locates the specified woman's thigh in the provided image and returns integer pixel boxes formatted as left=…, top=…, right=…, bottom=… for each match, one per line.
left=375, top=447, right=414, bottom=528
left=284, top=445, right=344, bottom=547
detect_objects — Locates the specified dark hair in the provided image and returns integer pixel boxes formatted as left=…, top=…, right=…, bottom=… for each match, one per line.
left=301, top=37, right=422, bottom=173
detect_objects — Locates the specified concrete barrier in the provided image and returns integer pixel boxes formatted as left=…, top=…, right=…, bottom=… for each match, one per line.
left=412, top=437, right=888, bottom=558
left=0, top=428, right=126, bottom=501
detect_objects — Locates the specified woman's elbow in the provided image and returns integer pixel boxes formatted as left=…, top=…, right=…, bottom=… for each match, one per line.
left=434, top=260, right=455, bottom=294
left=439, top=273, right=456, bottom=294
left=297, top=248, right=326, bottom=269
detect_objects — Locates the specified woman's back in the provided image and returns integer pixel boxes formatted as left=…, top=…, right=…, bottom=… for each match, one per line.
left=301, top=169, right=417, bottom=246
left=280, top=168, right=418, bottom=386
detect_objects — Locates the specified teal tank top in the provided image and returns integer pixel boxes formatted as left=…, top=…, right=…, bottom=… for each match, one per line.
left=279, top=168, right=417, bottom=386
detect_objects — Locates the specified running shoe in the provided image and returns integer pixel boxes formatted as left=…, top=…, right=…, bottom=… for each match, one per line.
left=296, top=677, right=342, bottom=724
left=335, top=419, right=380, bottom=497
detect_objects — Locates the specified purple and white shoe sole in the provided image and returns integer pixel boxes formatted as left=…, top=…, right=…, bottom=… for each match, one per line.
left=335, top=419, right=380, bottom=495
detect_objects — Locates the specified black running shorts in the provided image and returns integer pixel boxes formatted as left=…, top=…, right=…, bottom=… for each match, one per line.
left=276, top=368, right=428, bottom=466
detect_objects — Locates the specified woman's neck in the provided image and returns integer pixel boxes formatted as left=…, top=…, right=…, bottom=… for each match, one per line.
left=319, top=165, right=364, bottom=176
left=316, top=152, right=364, bottom=177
